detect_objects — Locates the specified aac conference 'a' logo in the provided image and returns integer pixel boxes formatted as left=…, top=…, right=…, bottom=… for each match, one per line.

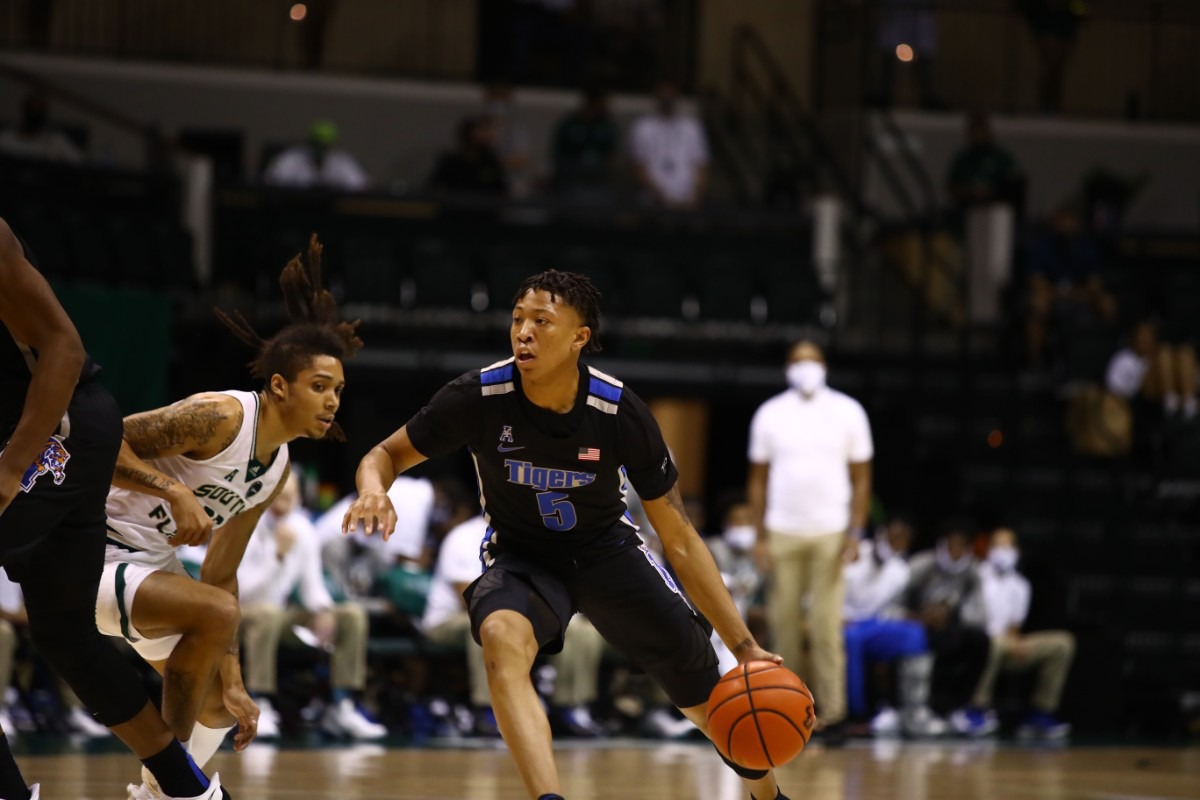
left=19, top=436, right=71, bottom=492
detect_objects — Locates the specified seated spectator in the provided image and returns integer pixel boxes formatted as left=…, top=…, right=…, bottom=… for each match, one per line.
left=630, top=79, right=709, bottom=209
left=0, top=92, right=84, bottom=164
left=428, top=116, right=509, bottom=199
left=1027, top=205, right=1117, bottom=368
left=903, top=523, right=993, bottom=736
left=706, top=501, right=766, bottom=675
left=968, top=527, right=1075, bottom=739
left=262, top=120, right=369, bottom=191
left=238, top=473, right=386, bottom=740
left=421, top=514, right=607, bottom=738
left=483, top=82, right=533, bottom=198
left=0, top=568, right=110, bottom=738
left=1107, top=318, right=1198, bottom=420
left=844, top=516, right=946, bottom=737
left=552, top=86, right=619, bottom=205
left=314, top=475, right=436, bottom=602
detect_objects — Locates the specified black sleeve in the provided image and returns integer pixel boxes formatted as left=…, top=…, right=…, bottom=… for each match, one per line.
left=404, top=371, right=482, bottom=459
left=618, top=387, right=678, bottom=501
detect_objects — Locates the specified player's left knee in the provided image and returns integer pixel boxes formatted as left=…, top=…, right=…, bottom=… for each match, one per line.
left=714, top=745, right=769, bottom=780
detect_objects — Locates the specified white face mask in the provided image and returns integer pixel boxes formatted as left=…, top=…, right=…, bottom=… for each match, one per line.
left=988, top=545, right=1019, bottom=572
left=936, top=540, right=974, bottom=575
left=724, top=525, right=757, bottom=552
left=786, top=361, right=826, bottom=396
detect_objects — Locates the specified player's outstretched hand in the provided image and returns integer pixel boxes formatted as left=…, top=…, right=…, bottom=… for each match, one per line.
left=167, top=485, right=214, bottom=546
left=342, top=491, right=397, bottom=540
left=225, top=684, right=260, bottom=751
left=735, top=644, right=784, bottom=667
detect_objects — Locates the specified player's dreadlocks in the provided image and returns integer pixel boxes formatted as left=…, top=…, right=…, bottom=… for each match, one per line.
left=215, top=234, right=362, bottom=440
left=513, top=269, right=603, bottom=353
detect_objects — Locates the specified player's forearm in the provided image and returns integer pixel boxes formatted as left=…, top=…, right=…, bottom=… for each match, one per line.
left=667, top=534, right=758, bottom=657
left=0, top=337, right=83, bottom=484
left=220, top=644, right=246, bottom=689
left=355, top=445, right=397, bottom=495
left=112, top=439, right=189, bottom=501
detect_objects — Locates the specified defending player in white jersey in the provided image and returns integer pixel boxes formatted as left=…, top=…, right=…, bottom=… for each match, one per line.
left=94, top=238, right=362, bottom=798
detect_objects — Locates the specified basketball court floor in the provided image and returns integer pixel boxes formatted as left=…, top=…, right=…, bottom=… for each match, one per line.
left=16, top=738, right=1200, bottom=799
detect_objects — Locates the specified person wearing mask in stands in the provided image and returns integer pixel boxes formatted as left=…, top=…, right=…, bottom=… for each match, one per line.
left=968, top=527, right=1074, bottom=739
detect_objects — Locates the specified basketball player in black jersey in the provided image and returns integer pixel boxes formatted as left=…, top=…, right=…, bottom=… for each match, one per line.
left=0, top=217, right=229, bottom=799
left=344, top=270, right=793, bottom=800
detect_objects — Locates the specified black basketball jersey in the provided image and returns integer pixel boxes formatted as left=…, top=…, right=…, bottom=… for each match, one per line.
left=406, top=358, right=679, bottom=566
left=0, top=230, right=100, bottom=438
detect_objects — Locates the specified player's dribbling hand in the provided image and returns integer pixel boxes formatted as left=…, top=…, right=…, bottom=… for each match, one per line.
left=167, top=485, right=214, bottom=546
left=224, top=684, right=259, bottom=751
left=341, top=491, right=398, bottom=540
left=735, top=644, right=784, bottom=667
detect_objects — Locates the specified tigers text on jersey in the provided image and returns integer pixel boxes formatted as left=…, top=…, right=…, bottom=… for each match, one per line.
left=405, top=359, right=678, bottom=566
left=104, top=390, right=289, bottom=568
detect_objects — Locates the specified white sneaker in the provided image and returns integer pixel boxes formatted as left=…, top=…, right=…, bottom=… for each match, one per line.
left=129, top=770, right=224, bottom=800
left=67, top=706, right=111, bottom=738
left=643, top=708, right=695, bottom=739
left=28, top=785, right=39, bottom=800
left=869, top=706, right=901, bottom=736
left=903, top=706, right=949, bottom=738
left=0, top=708, right=15, bottom=739
left=256, top=697, right=281, bottom=739
left=127, top=781, right=164, bottom=800
left=322, top=698, right=387, bottom=740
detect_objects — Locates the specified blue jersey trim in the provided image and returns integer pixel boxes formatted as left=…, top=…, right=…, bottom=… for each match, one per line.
left=588, top=377, right=623, bottom=404
left=481, top=364, right=515, bottom=386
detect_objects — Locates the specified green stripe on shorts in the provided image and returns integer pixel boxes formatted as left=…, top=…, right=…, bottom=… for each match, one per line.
left=115, top=563, right=134, bottom=641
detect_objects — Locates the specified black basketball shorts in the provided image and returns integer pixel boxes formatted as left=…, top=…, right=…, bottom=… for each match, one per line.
left=464, top=542, right=720, bottom=709
left=0, top=380, right=122, bottom=582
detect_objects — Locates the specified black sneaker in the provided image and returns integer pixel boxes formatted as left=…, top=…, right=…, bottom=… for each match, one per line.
left=815, top=720, right=848, bottom=748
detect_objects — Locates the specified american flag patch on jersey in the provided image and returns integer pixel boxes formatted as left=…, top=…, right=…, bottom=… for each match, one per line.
left=578, top=447, right=600, bottom=461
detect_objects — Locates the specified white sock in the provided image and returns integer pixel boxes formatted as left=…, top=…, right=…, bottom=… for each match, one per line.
left=187, top=723, right=234, bottom=768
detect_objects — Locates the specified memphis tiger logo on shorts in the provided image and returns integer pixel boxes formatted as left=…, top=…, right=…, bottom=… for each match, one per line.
left=18, top=436, right=71, bottom=492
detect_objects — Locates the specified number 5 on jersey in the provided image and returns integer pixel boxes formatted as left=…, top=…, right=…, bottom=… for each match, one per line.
left=536, top=491, right=577, bottom=531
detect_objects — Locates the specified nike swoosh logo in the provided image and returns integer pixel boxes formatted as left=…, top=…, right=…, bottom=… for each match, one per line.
left=496, top=445, right=525, bottom=452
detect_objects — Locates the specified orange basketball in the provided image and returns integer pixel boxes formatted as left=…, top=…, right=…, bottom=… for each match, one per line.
left=706, top=661, right=815, bottom=770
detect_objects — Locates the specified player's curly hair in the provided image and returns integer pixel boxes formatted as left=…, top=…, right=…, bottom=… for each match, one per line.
left=215, top=234, right=363, bottom=440
left=513, top=269, right=602, bottom=353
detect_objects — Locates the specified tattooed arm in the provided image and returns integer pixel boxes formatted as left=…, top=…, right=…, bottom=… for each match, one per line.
left=111, top=393, right=244, bottom=546
left=642, top=485, right=782, bottom=669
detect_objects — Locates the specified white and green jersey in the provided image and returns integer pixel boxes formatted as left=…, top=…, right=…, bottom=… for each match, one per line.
left=104, top=390, right=290, bottom=569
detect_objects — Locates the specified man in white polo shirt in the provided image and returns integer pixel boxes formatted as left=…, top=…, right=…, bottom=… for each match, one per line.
left=747, top=339, right=873, bottom=742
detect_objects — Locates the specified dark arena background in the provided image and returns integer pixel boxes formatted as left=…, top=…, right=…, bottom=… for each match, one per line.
left=0, top=1, right=1198, bottom=798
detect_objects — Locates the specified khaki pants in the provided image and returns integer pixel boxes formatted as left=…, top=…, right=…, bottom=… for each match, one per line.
left=766, top=530, right=846, bottom=724
left=426, top=612, right=607, bottom=709
left=241, top=602, right=369, bottom=694
left=425, top=612, right=490, bottom=707
left=971, top=630, right=1076, bottom=712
